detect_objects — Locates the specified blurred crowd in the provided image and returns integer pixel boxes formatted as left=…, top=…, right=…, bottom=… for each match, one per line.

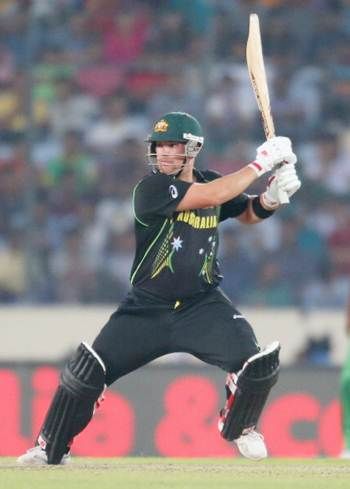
left=0, top=0, right=349, bottom=308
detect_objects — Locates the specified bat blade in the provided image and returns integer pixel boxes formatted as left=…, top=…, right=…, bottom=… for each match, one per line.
left=246, top=13, right=275, bottom=139
left=246, top=13, right=289, bottom=204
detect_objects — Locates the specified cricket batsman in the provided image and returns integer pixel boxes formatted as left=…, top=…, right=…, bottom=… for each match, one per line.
left=18, top=112, right=301, bottom=465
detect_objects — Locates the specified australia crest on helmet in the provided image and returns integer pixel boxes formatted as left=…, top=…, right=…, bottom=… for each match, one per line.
left=154, top=119, right=169, bottom=133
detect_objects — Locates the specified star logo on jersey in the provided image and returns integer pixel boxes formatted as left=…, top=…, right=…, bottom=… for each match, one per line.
left=171, top=236, right=183, bottom=251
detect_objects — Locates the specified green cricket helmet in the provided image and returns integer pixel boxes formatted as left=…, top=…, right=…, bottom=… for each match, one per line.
left=146, top=112, right=204, bottom=171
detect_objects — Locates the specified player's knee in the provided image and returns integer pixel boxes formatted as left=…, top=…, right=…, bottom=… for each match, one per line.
left=91, top=343, right=116, bottom=386
left=226, top=346, right=260, bottom=374
left=62, top=342, right=106, bottom=395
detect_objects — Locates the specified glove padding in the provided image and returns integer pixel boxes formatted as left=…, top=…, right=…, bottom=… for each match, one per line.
left=261, top=163, right=301, bottom=209
left=249, top=136, right=297, bottom=177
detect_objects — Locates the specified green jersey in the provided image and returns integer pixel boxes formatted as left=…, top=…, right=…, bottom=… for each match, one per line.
left=131, top=169, right=248, bottom=301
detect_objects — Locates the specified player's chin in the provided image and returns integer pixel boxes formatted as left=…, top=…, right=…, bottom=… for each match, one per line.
left=157, top=163, right=182, bottom=175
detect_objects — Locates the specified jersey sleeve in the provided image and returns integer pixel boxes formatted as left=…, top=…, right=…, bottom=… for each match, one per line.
left=133, top=173, right=192, bottom=224
left=200, top=170, right=249, bottom=222
left=219, top=193, right=250, bottom=221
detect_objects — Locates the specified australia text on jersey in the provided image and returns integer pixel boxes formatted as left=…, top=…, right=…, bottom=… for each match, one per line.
left=176, top=211, right=218, bottom=229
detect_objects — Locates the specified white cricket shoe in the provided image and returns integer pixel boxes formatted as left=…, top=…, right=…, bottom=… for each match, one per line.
left=234, top=429, right=267, bottom=461
left=17, top=446, right=71, bottom=466
left=339, top=449, right=350, bottom=459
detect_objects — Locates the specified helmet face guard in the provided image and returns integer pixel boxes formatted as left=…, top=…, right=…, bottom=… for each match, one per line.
left=146, top=112, right=204, bottom=173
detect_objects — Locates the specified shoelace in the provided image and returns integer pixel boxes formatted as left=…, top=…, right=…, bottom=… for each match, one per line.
left=242, top=429, right=264, bottom=441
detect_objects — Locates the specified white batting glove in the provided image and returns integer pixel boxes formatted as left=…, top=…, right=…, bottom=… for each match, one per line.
left=261, top=163, right=301, bottom=209
left=248, top=136, right=297, bottom=177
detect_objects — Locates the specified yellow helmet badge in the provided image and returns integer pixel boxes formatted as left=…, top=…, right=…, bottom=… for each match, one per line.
left=154, top=119, right=168, bottom=133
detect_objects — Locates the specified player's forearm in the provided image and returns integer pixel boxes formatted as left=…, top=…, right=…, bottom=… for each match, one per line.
left=178, top=165, right=257, bottom=210
left=185, top=166, right=257, bottom=210
left=238, top=198, right=264, bottom=224
left=237, top=195, right=277, bottom=224
left=207, top=166, right=258, bottom=205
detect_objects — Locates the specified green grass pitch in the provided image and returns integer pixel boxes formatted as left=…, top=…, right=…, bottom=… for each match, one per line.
left=1, top=457, right=350, bottom=489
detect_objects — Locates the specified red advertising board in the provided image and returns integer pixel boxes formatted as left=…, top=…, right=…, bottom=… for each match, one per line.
left=0, top=364, right=342, bottom=457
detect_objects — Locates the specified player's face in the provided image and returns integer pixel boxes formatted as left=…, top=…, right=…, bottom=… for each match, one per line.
left=155, top=142, right=186, bottom=174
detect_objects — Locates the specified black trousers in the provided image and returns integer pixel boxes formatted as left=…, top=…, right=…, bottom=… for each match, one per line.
left=92, top=287, right=259, bottom=386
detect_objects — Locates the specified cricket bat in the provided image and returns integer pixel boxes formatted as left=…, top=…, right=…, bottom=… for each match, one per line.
left=246, top=13, right=289, bottom=204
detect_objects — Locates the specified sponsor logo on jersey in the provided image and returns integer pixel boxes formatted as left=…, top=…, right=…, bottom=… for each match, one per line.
left=176, top=211, right=218, bottom=229
left=169, top=185, right=178, bottom=199
left=154, top=119, right=168, bottom=132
